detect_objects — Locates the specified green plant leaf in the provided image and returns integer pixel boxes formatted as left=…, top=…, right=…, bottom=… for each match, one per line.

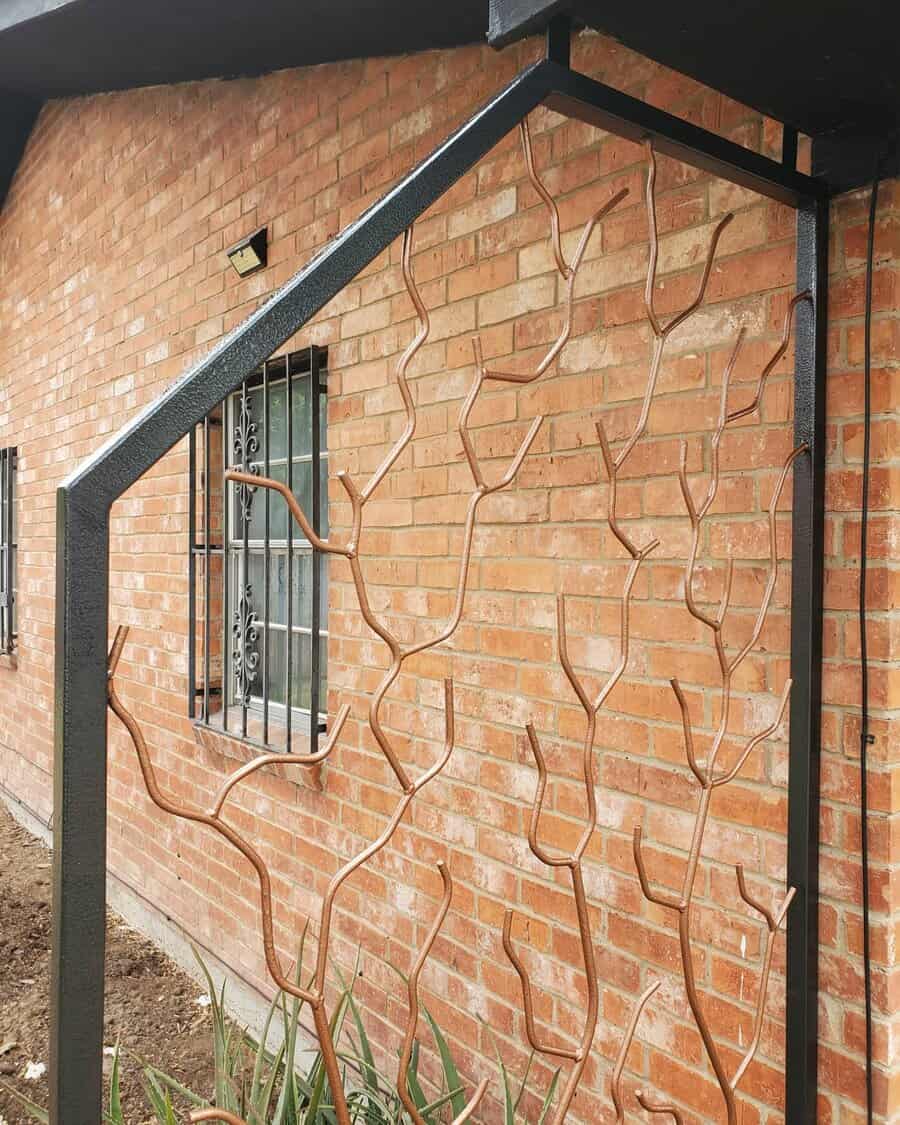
left=143, top=1069, right=186, bottom=1125
left=404, top=1040, right=427, bottom=1114
left=142, top=1062, right=207, bottom=1106
left=334, top=963, right=380, bottom=1106
left=108, top=1043, right=124, bottom=1123
left=0, top=1077, right=49, bottom=1123
left=422, top=1006, right=465, bottom=1119
left=536, top=1069, right=561, bottom=1125
left=513, top=1050, right=534, bottom=1116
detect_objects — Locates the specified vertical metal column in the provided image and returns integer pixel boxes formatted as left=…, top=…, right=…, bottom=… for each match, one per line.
left=51, top=491, right=110, bottom=1125
left=262, top=361, right=272, bottom=744
left=786, top=196, right=828, bottom=1123
left=187, top=432, right=197, bottom=716
left=285, top=358, right=294, bottom=749
left=309, top=345, right=322, bottom=755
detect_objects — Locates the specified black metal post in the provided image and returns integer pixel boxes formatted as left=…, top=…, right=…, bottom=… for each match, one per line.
left=285, top=356, right=294, bottom=749
left=786, top=196, right=828, bottom=1124
left=203, top=418, right=212, bottom=722
left=309, top=345, right=322, bottom=754
left=51, top=490, right=110, bottom=1125
left=187, top=430, right=197, bottom=717
left=545, top=11, right=570, bottom=68
left=263, top=360, right=271, bottom=745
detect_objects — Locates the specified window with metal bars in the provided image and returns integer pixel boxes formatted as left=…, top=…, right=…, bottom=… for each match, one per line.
left=189, top=347, right=327, bottom=753
left=0, top=447, right=16, bottom=655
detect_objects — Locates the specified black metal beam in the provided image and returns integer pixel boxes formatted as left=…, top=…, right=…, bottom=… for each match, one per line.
left=52, top=52, right=827, bottom=1124
left=786, top=196, right=827, bottom=1125
left=542, top=62, right=825, bottom=208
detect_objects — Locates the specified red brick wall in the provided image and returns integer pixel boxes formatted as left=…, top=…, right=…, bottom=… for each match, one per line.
left=0, top=31, right=895, bottom=1124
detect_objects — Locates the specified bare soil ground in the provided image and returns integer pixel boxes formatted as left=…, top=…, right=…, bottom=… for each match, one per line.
left=0, top=802, right=216, bottom=1123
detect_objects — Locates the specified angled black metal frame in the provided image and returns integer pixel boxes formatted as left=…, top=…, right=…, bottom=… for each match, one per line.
left=51, top=54, right=827, bottom=1124
left=0, top=445, right=16, bottom=655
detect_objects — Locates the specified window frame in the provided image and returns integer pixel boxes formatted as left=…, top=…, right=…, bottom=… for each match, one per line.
left=189, top=346, right=327, bottom=753
left=0, top=446, right=16, bottom=656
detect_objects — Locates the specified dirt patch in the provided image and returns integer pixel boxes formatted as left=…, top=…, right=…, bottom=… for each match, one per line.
left=0, top=802, right=216, bottom=1123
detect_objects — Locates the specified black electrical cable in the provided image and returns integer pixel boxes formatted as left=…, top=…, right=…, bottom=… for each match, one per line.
left=859, top=158, right=881, bottom=1125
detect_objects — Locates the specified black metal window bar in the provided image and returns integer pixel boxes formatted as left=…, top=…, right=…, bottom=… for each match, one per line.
left=0, top=446, right=16, bottom=655
left=188, top=346, right=327, bottom=754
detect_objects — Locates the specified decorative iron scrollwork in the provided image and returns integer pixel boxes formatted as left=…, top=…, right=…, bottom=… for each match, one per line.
left=232, top=583, right=259, bottom=706
left=233, top=387, right=260, bottom=523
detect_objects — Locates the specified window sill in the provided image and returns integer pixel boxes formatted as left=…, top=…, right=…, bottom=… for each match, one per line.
left=193, top=706, right=327, bottom=791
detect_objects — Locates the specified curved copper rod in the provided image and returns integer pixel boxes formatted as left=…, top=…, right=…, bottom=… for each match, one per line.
left=520, top=117, right=569, bottom=279
left=670, top=678, right=703, bottom=784
left=506, top=538, right=658, bottom=1122
left=479, top=186, right=627, bottom=388
left=362, top=225, right=428, bottom=501
left=313, top=679, right=455, bottom=989
left=730, top=873, right=796, bottom=1095
left=108, top=629, right=323, bottom=994
left=502, top=908, right=578, bottom=1061
left=726, top=291, right=811, bottom=424
left=397, top=863, right=490, bottom=1125
left=632, top=825, right=680, bottom=911
left=635, top=1090, right=685, bottom=1123
left=712, top=677, right=792, bottom=788
left=594, top=142, right=735, bottom=561
left=643, top=142, right=734, bottom=341
left=610, top=980, right=660, bottom=1123
left=190, top=1111, right=249, bottom=1125
left=476, top=119, right=627, bottom=387
left=208, top=703, right=350, bottom=816
left=398, top=862, right=454, bottom=1120
left=631, top=319, right=809, bottom=1120
left=523, top=724, right=573, bottom=869
left=225, top=469, right=350, bottom=556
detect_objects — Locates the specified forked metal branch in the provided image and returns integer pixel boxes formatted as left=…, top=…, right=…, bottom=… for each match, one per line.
left=107, top=121, right=805, bottom=1125
left=628, top=297, right=809, bottom=1123
left=109, top=115, right=630, bottom=1125
left=503, top=139, right=739, bottom=1124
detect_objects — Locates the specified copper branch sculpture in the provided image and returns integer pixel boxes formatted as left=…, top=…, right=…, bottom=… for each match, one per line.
left=105, top=116, right=808, bottom=1124
left=628, top=294, right=810, bottom=1124
left=502, top=138, right=739, bottom=1124
left=108, top=114, right=630, bottom=1124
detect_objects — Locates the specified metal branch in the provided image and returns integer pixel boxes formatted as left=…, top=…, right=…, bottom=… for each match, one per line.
left=643, top=142, right=734, bottom=341
left=632, top=825, right=681, bottom=911
left=398, top=863, right=488, bottom=1124
left=635, top=1090, right=686, bottom=1123
left=596, top=141, right=735, bottom=561
left=208, top=703, right=350, bottom=816
left=476, top=119, right=628, bottom=387
left=505, top=497, right=657, bottom=1122
left=502, top=909, right=579, bottom=1061
left=730, top=871, right=797, bottom=1095
left=611, top=980, right=660, bottom=1123
left=726, top=292, right=811, bottom=425
left=631, top=314, right=808, bottom=1123
left=190, top=1111, right=250, bottom=1125
left=108, top=626, right=321, bottom=1016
